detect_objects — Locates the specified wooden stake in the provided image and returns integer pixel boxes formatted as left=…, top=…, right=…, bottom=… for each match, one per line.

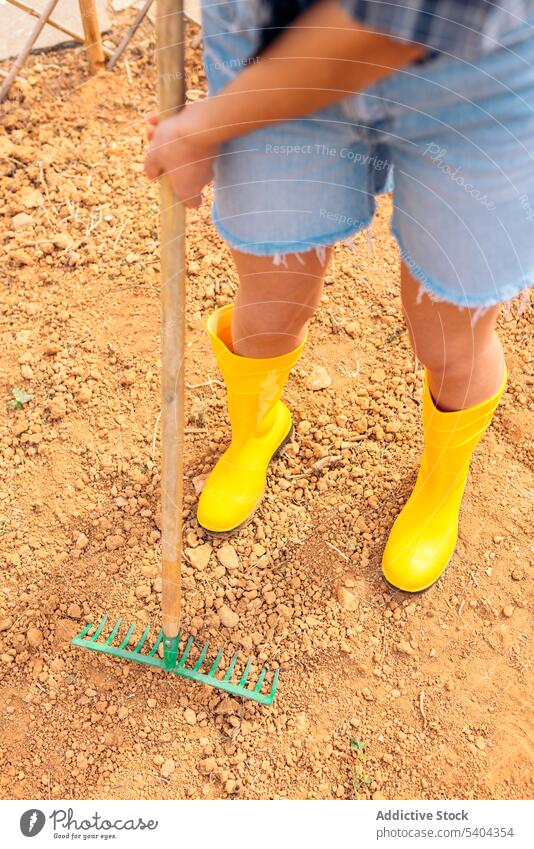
left=156, top=0, right=186, bottom=640
left=0, top=0, right=60, bottom=102
left=5, top=0, right=113, bottom=58
left=107, top=0, right=154, bottom=70
left=78, top=0, right=105, bottom=73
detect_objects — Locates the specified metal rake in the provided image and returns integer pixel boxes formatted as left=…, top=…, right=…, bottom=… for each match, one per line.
left=71, top=0, right=279, bottom=706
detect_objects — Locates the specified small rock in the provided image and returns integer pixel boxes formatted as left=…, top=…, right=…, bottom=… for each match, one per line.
left=199, top=757, right=217, bottom=775
left=147, top=698, right=157, bottom=708
left=48, top=397, right=66, bottom=421
left=336, top=584, right=358, bottom=611
left=121, top=369, right=136, bottom=386
left=20, top=364, right=33, bottom=380
left=67, top=603, right=82, bottom=619
left=161, top=758, right=175, bottom=778
left=502, top=605, right=515, bottom=618
left=225, top=779, right=239, bottom=794
left=26, top=627, right=43, bottom=648
left=77, top=385, right=92, bottom=403
left=217, top=544, right=239, bottom=572
left=12, top=212, right=34, bottom=230
left=307, top=365, right=332, bottom=391
left=184, top=708, right=197, bottom=726
left=185, top=543, right=212, bottom=570
left=76, top=532, right=88, bottom=550
left=511, top=569, right=524, bottom=582
left=76, top=753, right=88, bottom=770
left=20, top=188, right=44, bottom=209
left=219, top=604, right=239, bottom=628
left=0, top=617, right=13, bottom=633
left=396, top=640, right=414, bottom=656
left=192, top=473, right=208, bottom=494
left=475, top=736, right=486, bottom=751
left=105, top=534, right=125, bottom=551
left=372, top=792, right=386, bottom=800
left=53, top=233, right=72, bottom=250
left=117, top=706, right=128, bottom=720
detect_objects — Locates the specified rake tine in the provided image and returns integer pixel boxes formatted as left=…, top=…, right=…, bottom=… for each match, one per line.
left=193, top=642, right=209, bottom=672
left=238, top=657, right=253, bottom=688
left=177, top=635, right=194, bottom=667
left=105, top=619, right=122, bottom=646
left=118, top=622, right=136, bottom=650
left=269, top=668, right=280, bottom=697
left=208, top=645, right=225, bottom=677
left=133, top=625, right=151, bottom=654
left=89, top=614, right=108, bottom=642
left=223, top=652, right=239, bottom=682
left=148, top=629, right=165, bottom=657
left=76, top=622, right=95, bottom=640
left=253, top=665, right=268, bottom=694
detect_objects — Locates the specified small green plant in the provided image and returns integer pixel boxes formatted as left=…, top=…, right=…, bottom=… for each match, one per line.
left=350, top=739, right=371, bottom=797
left=7, top=387, right=31, bottom=410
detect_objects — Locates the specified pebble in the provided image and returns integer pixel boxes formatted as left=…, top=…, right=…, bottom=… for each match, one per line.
left=76, top=533, right=89, bottom=550
left=20, top=364, right=33, bottom=380
left=161, top=758, right=175, bottom=778
left=217, top=544, right=239, bottom=572
left=20, top=188, right=44, bottom=209
left=67, top=603, right=82, bottom=619
left=475, top=736, right=486, bottom=751
left=396, top=640, right=414, bottom=656
left=105, top=534, right=125, bottom=551
left=0, top=617, right=13, bottom=633
left=12, top=212, right=34, bottom=230
left=48, top=397, right=66, bottom=420
left=117, top=707, right=128, bottom=720
left=121, top=369, right=136, bottom=386
left=27, top=627, right=43, bottom=648
left=76, top=754, right=88, bottom=770
left=307, top=365, right=332, bottom=391
left=219, top=604, right=239, bottom=628
left=336, top=584, right=358, bottom=611
left=184, top=708, right=197, bottom=726
left=511, top=569, right=524, bottom=582
left=502, top=605, right=515, bottom=618
left=185, top=543, right=212, bottom=570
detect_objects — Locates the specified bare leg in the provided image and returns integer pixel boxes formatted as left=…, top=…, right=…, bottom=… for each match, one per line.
left=400, top=263, right=505, bottom=410
left=230, top=248, right=331, bottom=357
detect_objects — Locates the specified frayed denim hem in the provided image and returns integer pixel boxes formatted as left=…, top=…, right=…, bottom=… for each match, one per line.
left=211, top=204, right=373, bottom=262
left=391, top=226, right=533, bottom=315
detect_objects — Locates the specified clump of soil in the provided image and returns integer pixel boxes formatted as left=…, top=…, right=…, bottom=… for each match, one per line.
left=0, top=17, right=532, bottom=801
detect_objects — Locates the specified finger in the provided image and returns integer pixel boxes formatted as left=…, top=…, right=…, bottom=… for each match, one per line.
left=147, top=113, right=159, bottom=126
left=144, top=151, right=161, bottom=181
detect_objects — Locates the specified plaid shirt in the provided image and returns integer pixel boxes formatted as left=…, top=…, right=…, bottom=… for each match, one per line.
left=340, top=0, right=534, bottom=58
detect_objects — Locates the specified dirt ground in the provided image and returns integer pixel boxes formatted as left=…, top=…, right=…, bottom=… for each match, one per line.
left=1, top=18, right=533, bottom=802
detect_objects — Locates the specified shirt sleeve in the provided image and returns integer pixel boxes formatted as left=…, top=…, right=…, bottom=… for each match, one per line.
left=338, top=0, right=499, bottom=59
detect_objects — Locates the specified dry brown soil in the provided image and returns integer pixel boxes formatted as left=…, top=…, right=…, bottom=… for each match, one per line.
left=1, top=18, right=533, bottom=801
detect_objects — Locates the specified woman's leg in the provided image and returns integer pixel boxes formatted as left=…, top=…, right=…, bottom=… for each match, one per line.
left=230, top=248, right=330, bottom=357
left=400, top=263, right=505, bottom=410
left=197, top=247, right=330, bottom=533
left=382, top=263, right=508, bottom=592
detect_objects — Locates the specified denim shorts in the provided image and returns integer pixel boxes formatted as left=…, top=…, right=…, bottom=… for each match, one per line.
left=201, top=1, right=534, bottom=308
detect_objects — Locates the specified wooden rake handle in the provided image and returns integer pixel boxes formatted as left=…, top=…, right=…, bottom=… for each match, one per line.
left=156, top=0, right=186, bottom=640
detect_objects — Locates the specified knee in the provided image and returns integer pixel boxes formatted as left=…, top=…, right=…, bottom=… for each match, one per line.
left=411, top=329, right=496, bottom=377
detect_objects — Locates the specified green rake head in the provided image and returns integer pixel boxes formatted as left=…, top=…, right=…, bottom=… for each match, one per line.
left=71, top=615, right=278, bottom=705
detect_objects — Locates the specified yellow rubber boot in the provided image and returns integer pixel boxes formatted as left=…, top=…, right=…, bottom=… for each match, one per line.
left=382, top=368, right=507, bottom=592
left=197, top=305, right=305, bottom=534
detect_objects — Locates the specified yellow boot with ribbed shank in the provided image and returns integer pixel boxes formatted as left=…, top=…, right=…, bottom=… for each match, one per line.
left=382, top=368, right=507, bottom=592
left=197, top=305, right=305, bottom=534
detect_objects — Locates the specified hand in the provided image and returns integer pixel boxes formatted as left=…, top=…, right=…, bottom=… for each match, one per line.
left=144, top=103, right=217, bottom=208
